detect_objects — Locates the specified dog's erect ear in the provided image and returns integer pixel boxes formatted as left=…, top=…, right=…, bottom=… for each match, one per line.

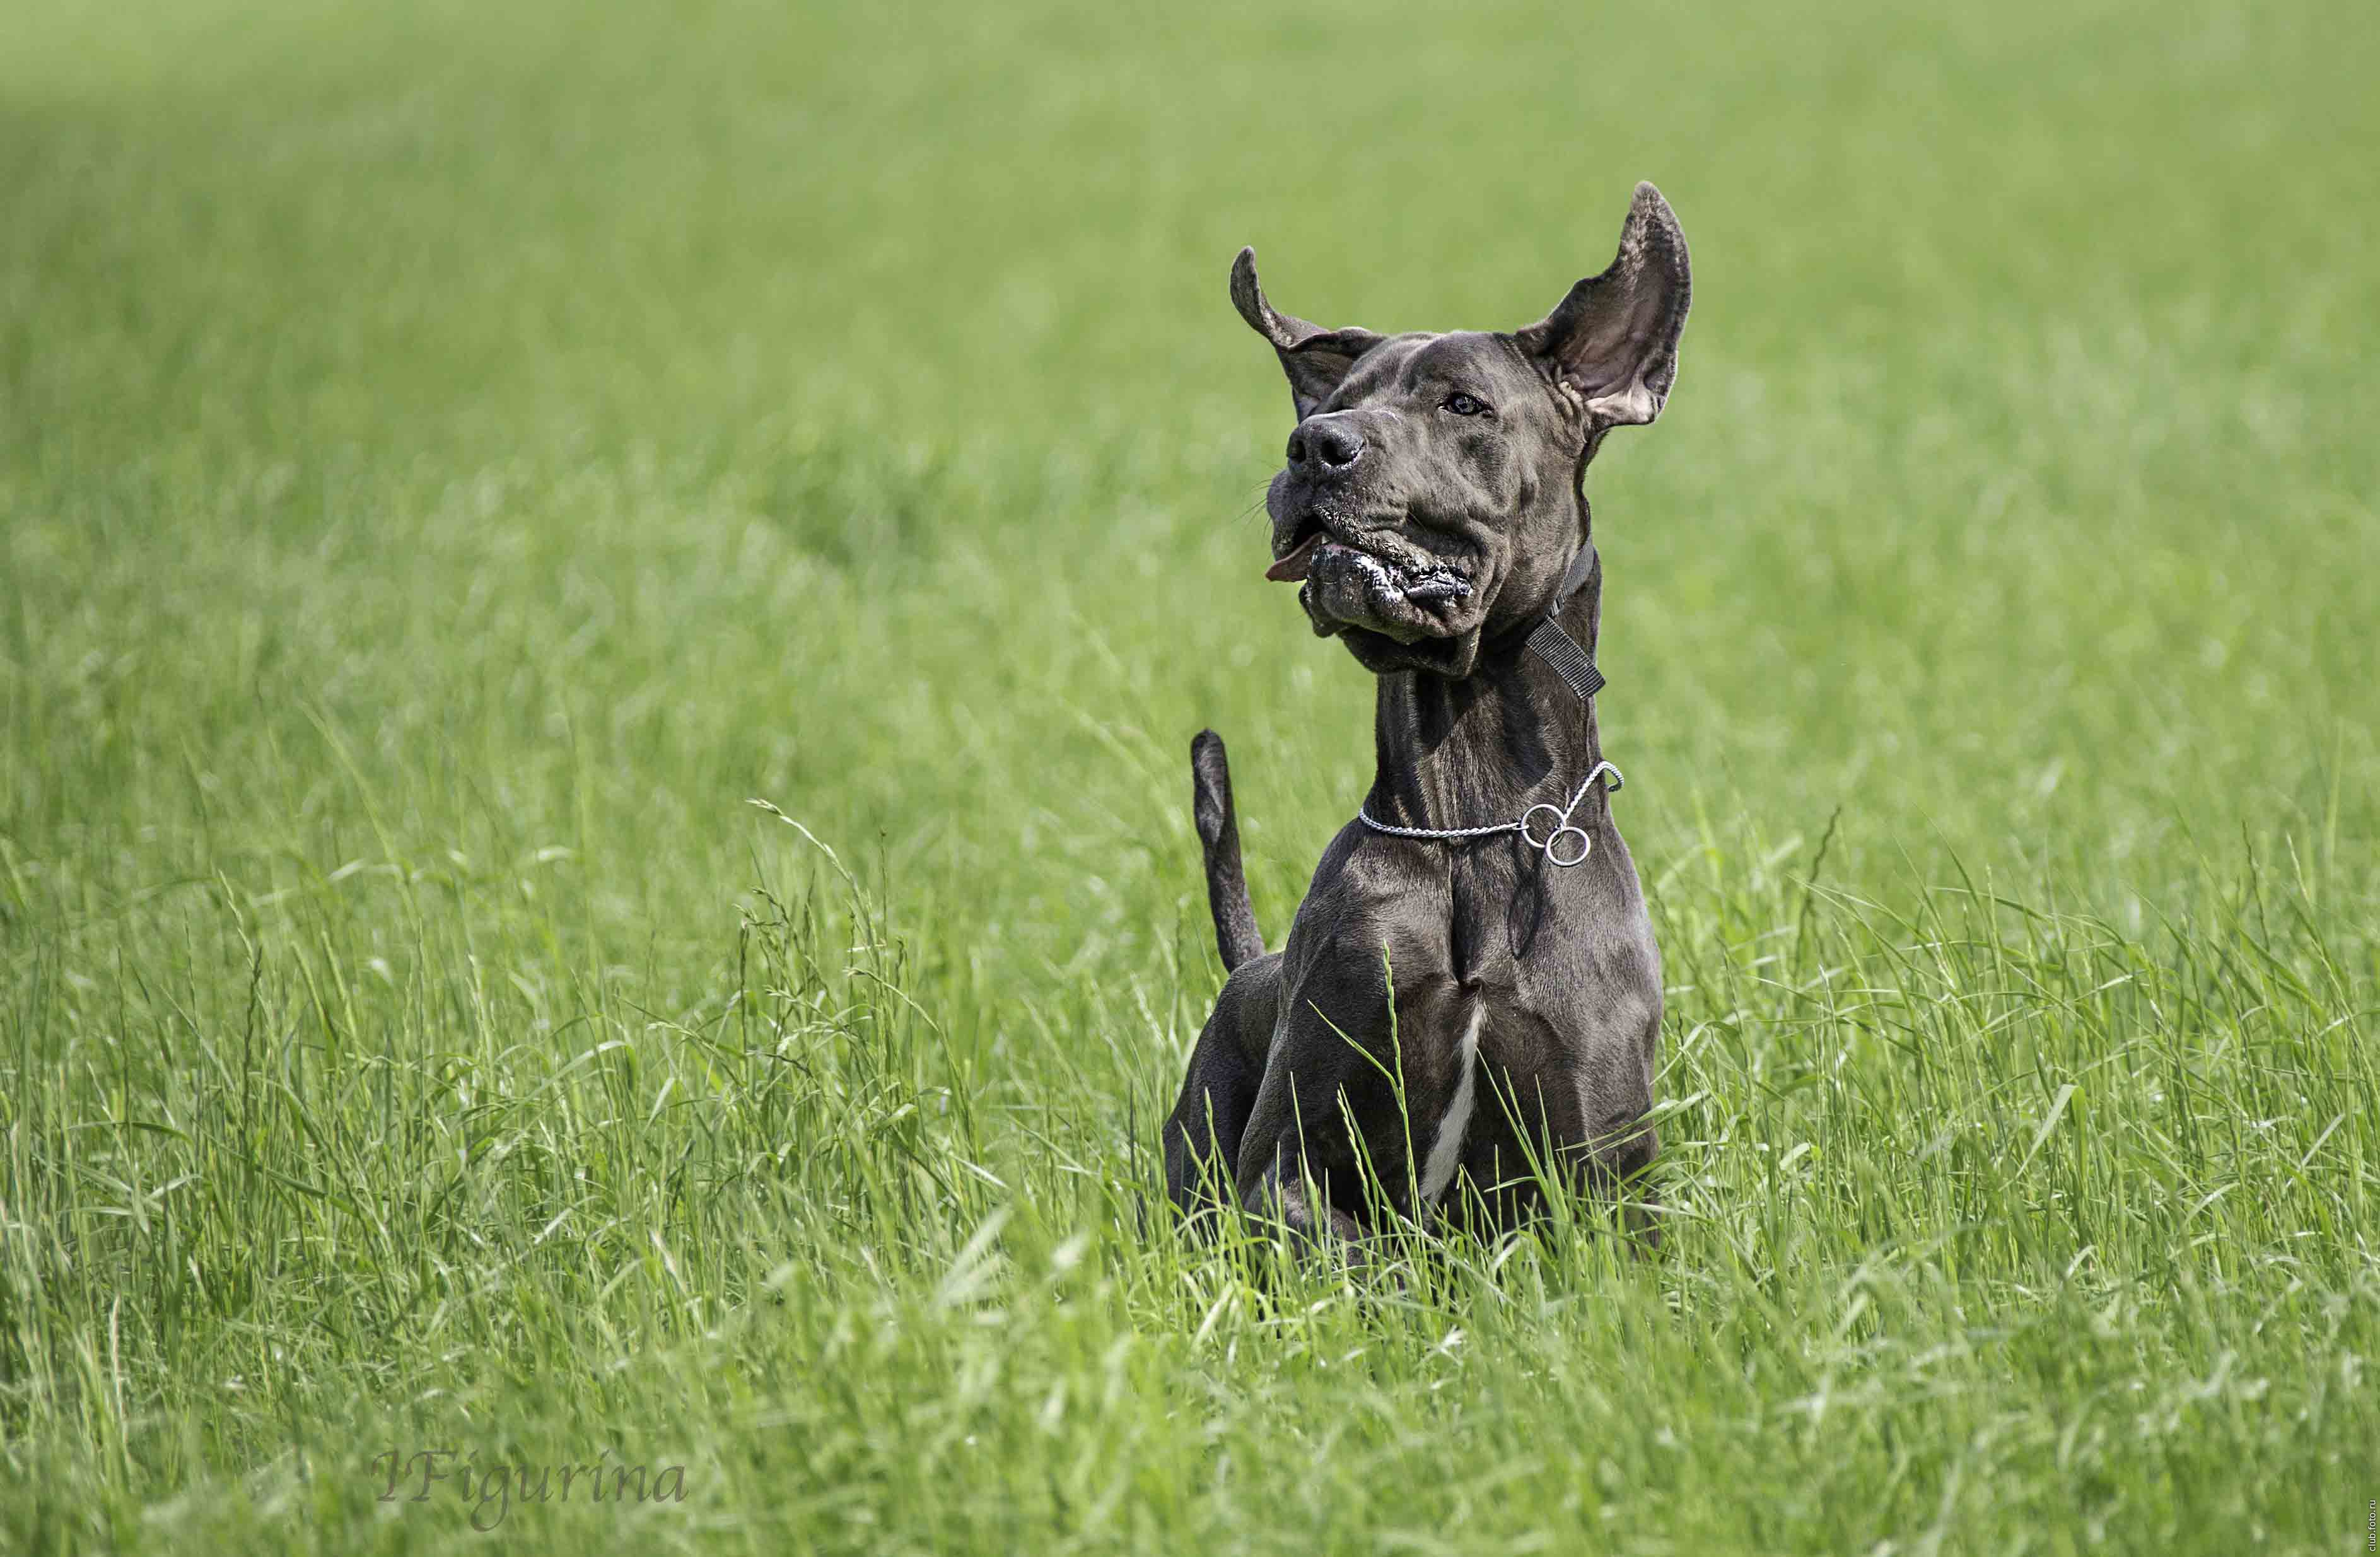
left=1230, top=247, right=1384, bottom=420
left=1515, top=182, right=1691, bottom=429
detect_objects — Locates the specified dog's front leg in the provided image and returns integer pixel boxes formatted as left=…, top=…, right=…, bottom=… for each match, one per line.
left=1230, top=1015, right=1389, bottom=1263
left=1228, top=971, right=1464, bottom=1266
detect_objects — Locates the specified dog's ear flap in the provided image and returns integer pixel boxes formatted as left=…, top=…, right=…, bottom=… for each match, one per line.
left=1230, top=247, right=1384, bottom=420
left=1515, top=182, right=1691, bottom=430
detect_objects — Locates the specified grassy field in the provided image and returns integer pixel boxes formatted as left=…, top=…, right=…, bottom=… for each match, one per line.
left=4, top=0, right=2378, bottom=1550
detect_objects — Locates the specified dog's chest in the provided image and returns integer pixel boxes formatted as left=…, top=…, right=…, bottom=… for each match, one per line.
left=1436, top=831, right=1649, bottom=1058
left=1442, top=839, right=1589, bottom=983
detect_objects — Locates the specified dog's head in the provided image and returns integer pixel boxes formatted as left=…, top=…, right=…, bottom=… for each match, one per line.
left=1234, top=183, right=1689, bottom=677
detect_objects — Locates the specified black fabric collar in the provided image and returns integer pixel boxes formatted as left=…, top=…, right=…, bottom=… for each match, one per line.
left=1522, top=545, right=1604, bottom=706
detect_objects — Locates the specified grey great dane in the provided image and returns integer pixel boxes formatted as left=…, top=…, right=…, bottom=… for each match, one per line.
left=1161, top=183, right=1689, bottom=1257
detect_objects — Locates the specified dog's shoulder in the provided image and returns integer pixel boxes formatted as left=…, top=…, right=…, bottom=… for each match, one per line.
left=1278, top=825, right=1459, bottom=996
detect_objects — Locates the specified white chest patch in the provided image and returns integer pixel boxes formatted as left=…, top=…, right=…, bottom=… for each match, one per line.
left=1418, top=1003, right=1485, bottom=1205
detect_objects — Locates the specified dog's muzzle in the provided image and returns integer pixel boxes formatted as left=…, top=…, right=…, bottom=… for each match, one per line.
left=1298, top=540, right=1469, bottom=644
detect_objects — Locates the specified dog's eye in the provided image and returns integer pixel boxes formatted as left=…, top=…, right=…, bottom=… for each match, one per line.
left=1442, top=392, right=1488, bottom=416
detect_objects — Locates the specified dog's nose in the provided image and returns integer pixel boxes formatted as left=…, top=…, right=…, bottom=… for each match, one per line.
left=1288, top=417, right=1364, bottom=470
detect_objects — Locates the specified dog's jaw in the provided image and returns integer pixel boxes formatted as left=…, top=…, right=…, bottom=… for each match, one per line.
left=1269, top=498, right=1494, bottom=677
left=1304, top=590, right=1487, bottom=677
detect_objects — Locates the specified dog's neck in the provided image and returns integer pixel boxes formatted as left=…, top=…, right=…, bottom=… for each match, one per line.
left=1363, top=545, right=1605, bottom=833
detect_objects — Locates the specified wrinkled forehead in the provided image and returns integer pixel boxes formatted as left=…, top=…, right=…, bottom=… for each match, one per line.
left=1331, top=331, right=1536, bottom=407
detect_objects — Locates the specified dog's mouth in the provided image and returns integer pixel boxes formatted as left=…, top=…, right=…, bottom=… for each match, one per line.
left=1266, top=516, right=1472, bottom=600
left=1267, top=513, right=1483, bottom=673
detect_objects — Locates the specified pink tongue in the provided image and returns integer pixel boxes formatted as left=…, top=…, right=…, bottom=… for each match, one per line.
left=1266, top=532, right=1323, bottom=582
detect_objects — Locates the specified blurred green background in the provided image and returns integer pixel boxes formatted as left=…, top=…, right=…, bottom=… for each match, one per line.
left=4, top=1, right=2377, bottom=1551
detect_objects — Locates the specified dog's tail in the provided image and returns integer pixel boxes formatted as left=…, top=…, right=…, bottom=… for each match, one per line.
left=1190, top=730, right=1264, bottom=972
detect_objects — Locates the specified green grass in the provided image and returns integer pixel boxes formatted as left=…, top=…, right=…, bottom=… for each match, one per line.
left=4, top=0, right=2378, bottom=1550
